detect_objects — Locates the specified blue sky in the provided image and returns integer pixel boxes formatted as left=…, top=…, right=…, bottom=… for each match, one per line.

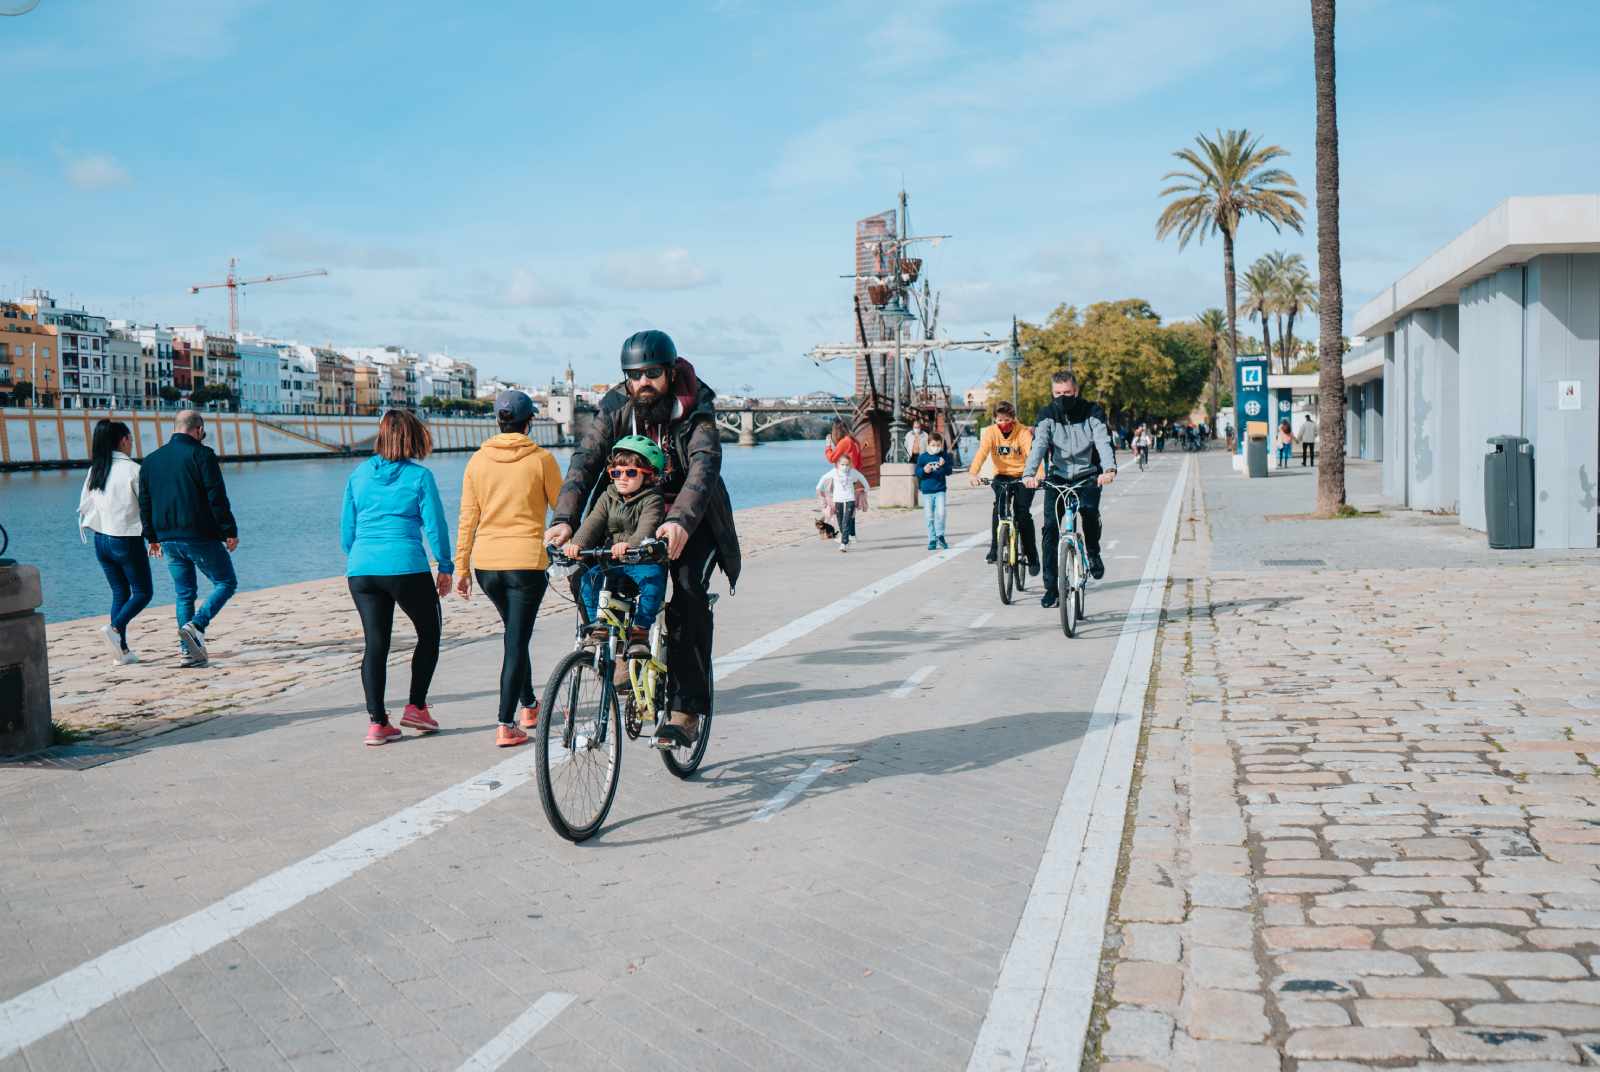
left=4, top=0, right=1599, bottom=396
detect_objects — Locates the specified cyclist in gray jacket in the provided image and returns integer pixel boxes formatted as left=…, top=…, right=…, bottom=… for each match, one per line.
left=1024, top=371, right=1118, bottom=606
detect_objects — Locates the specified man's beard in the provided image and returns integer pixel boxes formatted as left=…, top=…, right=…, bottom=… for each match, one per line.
left=630, top=384, right=675, bottom=425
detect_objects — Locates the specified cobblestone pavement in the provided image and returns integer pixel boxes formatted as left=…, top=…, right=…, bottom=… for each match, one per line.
left=1093, top=452, right=1600, bottom=1070
left=37, top=496, right=828, bottom=743
left=1, top=466, right=1186, bottom=1071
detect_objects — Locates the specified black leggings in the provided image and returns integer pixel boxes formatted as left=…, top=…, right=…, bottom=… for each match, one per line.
left=348, top=572, right=442, bottom=723
left=475, top=569, right=548, bottom=724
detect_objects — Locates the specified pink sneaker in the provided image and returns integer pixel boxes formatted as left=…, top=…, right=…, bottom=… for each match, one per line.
left=365, top=723, right=402, bottom=746
left=400, top=704, right=439, bottom=734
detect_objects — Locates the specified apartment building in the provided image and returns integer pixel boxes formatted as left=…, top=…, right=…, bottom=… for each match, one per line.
left=23, top=291, right=109, bottom=409
left=105, top=330, right=143, bottom=408
left=235, top=338, right=281, bottom=413
left=111, top=322, right=175, bottom=407
left=0, top=301, right=58, bottom=406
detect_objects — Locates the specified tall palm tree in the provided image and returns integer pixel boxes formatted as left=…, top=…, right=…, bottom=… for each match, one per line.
left=1239, top=258, right=1278, bottom=366
left=1198, top=307, right=1227, bottom=438
left=1279, top=270, right=1320, bottom=372
left=1260, top=251, right=1302, bottom=370
left=1312, top=0, right=1346, bottom=514
left=1156, top=129, right=1307, bottom=379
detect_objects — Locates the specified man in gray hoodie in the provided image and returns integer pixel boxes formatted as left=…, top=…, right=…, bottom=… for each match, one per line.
left=1024, top=371, right=1118, bottom=606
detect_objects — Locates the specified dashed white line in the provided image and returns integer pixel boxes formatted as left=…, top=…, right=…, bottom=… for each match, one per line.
left=751, top=758, right=832, bottom=823
left=969, top=610, right=995, bottom=630
left=890, top=664, right=937, bottom=699
left=456, top=992, right=575, bottom=1072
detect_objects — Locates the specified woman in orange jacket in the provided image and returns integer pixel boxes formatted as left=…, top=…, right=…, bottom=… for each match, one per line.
left=824, top=417, right=863, bottom=472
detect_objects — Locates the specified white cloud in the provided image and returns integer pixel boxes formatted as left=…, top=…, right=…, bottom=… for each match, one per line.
left=596, top=248, right=718, bottom=291
left=64, top=154, right=130, bottom=191
left=496, top=268, right=580, bottom=308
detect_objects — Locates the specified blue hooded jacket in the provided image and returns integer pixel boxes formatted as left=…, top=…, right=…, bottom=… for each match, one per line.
left=341, top=456, right=454, bottom=577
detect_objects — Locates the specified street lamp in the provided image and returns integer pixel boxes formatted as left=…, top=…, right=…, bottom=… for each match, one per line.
left=877, top=295, right=916, bottom=462
left=1005, top=315, right=1024, bottom=414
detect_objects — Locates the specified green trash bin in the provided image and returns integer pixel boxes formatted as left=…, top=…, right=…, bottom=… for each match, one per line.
left=1484, top=435, right=1534, bottom=549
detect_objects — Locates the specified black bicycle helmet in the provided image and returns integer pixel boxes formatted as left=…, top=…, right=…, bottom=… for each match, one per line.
left=619, top=329, right=677, bottom=371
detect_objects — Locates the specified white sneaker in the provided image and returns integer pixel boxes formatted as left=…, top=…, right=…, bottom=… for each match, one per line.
left=179, top=623, right=209, bottom=666
left=99, top=623, right=122, bottom=659
left=839, top=544, right=848, bottom=553
left=118, top=650, right=140, bottom=665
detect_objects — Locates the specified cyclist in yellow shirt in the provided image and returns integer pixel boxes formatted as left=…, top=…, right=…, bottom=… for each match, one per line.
left=968, top=400, right=1040, bottom=575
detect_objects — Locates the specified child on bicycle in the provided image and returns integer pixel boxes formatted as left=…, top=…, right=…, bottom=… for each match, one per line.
left=562, top=435, right=667, bottom=658
left=1133, top=424, right=1152, bottom=469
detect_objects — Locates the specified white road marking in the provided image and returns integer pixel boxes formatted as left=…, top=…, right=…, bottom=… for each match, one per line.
left=969, top=610, right=995, bottom=630
left=456, top=992, right=575, bottom=1072
left=0, top=527, right=987, bottom=1061
left=1102, top=539, right=1119, bottom=551
left=967, top=457, right=1191, bottom=1072
left=751, top=758, right=832, bottom=823
left=890, top=664, right=937, bottom=699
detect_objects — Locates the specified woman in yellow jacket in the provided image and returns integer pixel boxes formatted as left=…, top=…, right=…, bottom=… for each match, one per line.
left=967, top=400, right=1041, bottom=573
left=454, top=391, right=564, bottom=747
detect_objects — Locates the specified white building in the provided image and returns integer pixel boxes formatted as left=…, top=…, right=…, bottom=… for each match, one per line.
left=105, top=330, right=142, bottom=409
left=417, top=353, right=477, bottom=404
left=275, top=343, right=319, bottom=415
left=25, top=291, right=109, bottom=409
left=345, top=346, right=421, bottom=409
left=111, top=322, right=175, bottom=408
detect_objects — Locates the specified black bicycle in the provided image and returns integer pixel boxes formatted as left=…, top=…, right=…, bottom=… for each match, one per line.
left=537, top=540, right=713, bottom=842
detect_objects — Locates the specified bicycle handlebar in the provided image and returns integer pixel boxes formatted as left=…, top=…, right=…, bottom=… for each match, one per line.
left=547, top=538, right=668, bottom=567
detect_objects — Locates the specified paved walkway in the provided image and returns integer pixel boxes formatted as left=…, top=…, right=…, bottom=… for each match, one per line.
left=1, top=461, right=1187, bottom=1071
left=1093, top=451, right=1600, bottom=1069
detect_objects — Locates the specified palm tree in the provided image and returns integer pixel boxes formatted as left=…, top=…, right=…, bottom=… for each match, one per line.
left=1279, top=269, right=1320, bottom=372
left=1198, top=307, right=1227, bottom=438
left=1240, top=258, right=1278, bottom=368
left=1312, top=0, right=1346, bottom=514
left=1156, top=129, right=1307, bottom=381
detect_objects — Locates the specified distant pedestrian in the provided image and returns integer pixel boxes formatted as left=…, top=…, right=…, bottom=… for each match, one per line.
left=1277, top=419, right=1294, bottom=468
left=1298, top=413, right=1318, bottom=466
left=905, top=418, right=928, bottom=461
left=138, top=409, right=238, bottom=668
left=78, top=420, right=150, bottom=665
left=1155, top=424, right=1167, bottom=452
left=817, top=454, right=869, bottom=552
left=916, top=431, right=954, bottom=551
left=454, top=390, right=564, bottom=748
left=824, top=417, right=862, bottom=473
left=341, top=410, right=454, bottom=746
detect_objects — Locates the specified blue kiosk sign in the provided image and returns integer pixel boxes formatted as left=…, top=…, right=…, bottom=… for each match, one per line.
left=1233, top=357, right=1270, bottom=455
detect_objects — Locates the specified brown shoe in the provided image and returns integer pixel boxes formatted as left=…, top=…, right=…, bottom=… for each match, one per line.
left=664, top=710, right=700, bottom=746
left=518, top=702, right=540, bottom=730
left=626, top=626, right=651, bottom=660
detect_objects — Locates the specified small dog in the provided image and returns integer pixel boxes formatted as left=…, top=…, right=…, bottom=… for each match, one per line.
left=814, top=516, right=839, bottom=540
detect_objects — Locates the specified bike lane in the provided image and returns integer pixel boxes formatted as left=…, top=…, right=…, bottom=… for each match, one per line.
left=0, top=456, right=1187, bottom=1071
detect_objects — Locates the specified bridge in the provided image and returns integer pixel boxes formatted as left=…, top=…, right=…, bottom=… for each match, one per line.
left=715, top=398, right=985, bottom=445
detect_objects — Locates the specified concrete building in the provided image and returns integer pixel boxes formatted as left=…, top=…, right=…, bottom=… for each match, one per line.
left=23, top=291, right=108, bottom=409
left=112, top=323, right=175, bottom=407
left=418, top=353, right=477, bottom=405
left=344, top=346, right=420, bottom=410
left=235, top=338, right=281, bottom=413
left=1354, top=194, right=1600, bottom=548
left=0, top=301, right=58, bottom=407
left=277, top=344, right=318, bottom=414
left=105, top=330, right=142, bottom=409
left=352, top=361, right=380, bottom=415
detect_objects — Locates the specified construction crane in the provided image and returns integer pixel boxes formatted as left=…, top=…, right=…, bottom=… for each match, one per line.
left=189, top=258, right=329, bottom=335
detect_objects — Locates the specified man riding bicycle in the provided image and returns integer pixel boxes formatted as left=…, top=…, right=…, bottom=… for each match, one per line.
left=546, top=330, right=741, bottom=749
left=1023, top=371, right=1117, bottom=608
left=967, top=400, right=1040, bottom=575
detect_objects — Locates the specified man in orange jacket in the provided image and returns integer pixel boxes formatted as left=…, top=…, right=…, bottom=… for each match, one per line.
left=968, top=400, right=1040, bottom=574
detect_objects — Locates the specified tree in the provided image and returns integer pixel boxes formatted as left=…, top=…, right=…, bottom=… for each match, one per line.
left=1156, top=129, right=1307, bottom=391
left=1312, top=0, right=1347, bottom=514
left=159, top=385, right=181, bottom=404
left=1239, top=258, right=1279, bottom=369
left=9, top=380, right=32, bottom=406
left=1277, top=263, right=1319, bottom=372
left=1195, top=308, right=1227, bottom=436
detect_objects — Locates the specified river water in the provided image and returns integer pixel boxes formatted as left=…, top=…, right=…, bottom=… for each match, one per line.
left=3, top=438, right=901, bottom=623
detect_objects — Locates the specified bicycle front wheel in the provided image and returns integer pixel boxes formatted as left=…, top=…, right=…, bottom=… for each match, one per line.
left=997, top=526, right=1014, bottom=605
left=536, top=648, right=622, bottom=843
left=1058, top=540, right=1078, bottom=638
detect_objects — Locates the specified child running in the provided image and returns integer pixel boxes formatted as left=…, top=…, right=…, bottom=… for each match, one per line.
left=562, top=435, right=668, bottom=659
left=916, top=431, right=954, bottom=550
left=817, top=454, right=869, bottom=552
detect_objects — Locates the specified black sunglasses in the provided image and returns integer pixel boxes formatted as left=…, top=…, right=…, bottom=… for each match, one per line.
left=625, top=367, right=668, bottom=381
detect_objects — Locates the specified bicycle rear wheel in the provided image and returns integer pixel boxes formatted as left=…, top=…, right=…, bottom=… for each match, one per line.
left=996, top=525, right=1014, bottom=605
left=1058, top=540, right=1078, bottom=638
left=659, top=665, right=713, bottom=778
left=536, top=648, right=622, bottom=843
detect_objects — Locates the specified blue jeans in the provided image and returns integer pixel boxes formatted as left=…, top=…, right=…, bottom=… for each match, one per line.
left=579, top=563, right=666, bottom=630
left=163, top=539, right=238, bottom=632
left=93, top=533, right=153, bottom=645
left=923, top=490, right=947, bottom=542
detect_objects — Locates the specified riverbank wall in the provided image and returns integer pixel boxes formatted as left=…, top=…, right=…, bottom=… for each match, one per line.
left=0, top=407, right=562, bottom=470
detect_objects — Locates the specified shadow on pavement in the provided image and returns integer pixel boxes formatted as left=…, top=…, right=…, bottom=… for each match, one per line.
left=592, top=708, right=1089, bottom=847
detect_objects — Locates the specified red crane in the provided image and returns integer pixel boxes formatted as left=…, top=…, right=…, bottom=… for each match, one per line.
left=189, top=257, right=328, bottom=335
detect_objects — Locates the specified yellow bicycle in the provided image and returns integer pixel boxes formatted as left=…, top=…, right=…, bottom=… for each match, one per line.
left=981, top=477, right=1028, bottom=604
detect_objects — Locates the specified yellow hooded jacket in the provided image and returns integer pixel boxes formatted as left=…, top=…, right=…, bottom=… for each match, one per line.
left=454, top=433, right=564, bottom=572
left=969, top=422, right=1037, bottom=479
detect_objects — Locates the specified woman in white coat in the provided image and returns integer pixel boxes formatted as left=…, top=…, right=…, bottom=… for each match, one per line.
left=77, top=420, right=151, bottom=663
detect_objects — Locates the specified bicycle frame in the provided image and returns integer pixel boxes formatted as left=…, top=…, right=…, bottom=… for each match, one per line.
left=1047, top=479, right=1091, bottom=576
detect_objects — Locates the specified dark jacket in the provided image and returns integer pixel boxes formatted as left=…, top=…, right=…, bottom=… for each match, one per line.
left=1025, top=395, right=1118, bottom=483
left=138, top=433, right=238, bottom=543
left=554, top=358, right=741, bottom=591
left=915, top=450, right=954, bottom=494
left=571, top=485, right=666, bottom=550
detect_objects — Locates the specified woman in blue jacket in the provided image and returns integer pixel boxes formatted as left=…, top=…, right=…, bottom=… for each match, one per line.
left=342, top=410, right=454, bottom=746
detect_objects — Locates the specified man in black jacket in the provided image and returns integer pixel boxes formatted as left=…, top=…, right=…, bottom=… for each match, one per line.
left=139, top=410, right=239, bottom=667
left=546, top=330, right=740, bottom=748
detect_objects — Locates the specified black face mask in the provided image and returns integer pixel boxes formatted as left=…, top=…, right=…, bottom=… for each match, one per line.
left=1049, top=393, right=1093, bottom=424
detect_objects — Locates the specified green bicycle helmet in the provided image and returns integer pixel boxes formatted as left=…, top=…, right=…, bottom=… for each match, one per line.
left=610, top=434, right=666, bottom=474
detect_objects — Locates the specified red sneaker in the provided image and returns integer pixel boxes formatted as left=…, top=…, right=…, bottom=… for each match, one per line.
left=495, top=723, right=529, bottom=748
left=365, top=723, right=402, bottom=747
left=518, top=702, right=540, bottom=730
left=400, top=704, right=439, bottom=734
